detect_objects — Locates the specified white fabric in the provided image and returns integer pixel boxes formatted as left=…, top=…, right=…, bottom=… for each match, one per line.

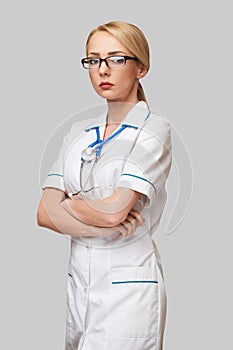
left=42, top=101, right=172, bottom=350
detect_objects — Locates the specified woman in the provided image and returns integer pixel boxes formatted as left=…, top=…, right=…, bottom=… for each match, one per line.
left=37, top=21, right=172, bottom=350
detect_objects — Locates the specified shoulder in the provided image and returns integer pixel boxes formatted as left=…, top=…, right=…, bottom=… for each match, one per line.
left=141, top=110, right=171, bottom=141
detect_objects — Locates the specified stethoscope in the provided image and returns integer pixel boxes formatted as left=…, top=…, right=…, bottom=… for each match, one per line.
left=69, top=124, right=134, bottom=198
left=81, top=124, right=128, bottom=161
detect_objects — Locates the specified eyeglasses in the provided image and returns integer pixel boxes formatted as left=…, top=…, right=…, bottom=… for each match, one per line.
left=81, top=55, right=138, bottom=70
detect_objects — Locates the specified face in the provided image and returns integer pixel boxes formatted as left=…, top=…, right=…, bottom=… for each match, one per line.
left=86, top=31, right=147, bottom=104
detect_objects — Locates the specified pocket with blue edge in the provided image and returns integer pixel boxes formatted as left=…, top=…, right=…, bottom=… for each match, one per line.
left=106, top=266, right=159, bottom=339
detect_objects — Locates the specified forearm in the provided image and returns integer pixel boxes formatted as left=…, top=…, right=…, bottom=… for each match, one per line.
left=37, top=189, right=107, bottom=237
left=38, top=202, right=93, bottom=237
left=38, top=198, right=129, bottom=239
left=60, top=197, right=115, bottom=227
left=37, top=188, right=145, bottom=240
left=61, top=189, right=141, bottom=227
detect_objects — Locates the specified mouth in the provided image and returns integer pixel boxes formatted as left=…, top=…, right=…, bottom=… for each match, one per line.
left=99, top=82, right=114, bottom=89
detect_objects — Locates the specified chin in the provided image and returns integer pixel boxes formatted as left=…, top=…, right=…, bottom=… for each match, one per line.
left=96, top=90, right=118, bottom=100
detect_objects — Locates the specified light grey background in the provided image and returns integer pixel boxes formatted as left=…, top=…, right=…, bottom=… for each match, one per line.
left=1, top=0, right=232, bottom=349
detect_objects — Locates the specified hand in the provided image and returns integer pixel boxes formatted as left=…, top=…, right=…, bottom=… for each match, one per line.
left=116, top=209, right=145, bottom=238
left=89, top=209, right=145, bottom=240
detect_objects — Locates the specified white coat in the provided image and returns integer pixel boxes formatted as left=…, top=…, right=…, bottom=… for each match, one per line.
left=42, top=101, right=172, bottom=350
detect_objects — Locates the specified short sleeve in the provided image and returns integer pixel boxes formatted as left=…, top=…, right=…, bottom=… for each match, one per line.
left=116, top=115, right=172, bottom=207
left=41, top=120, right=85, bottom=192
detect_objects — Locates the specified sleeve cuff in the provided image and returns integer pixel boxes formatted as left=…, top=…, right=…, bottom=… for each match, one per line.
left=42, top=173, right=66, bottom=192
left=116, top=173, right=156, bottom=207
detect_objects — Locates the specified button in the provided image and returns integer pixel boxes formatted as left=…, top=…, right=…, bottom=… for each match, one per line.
left=84, top=287, right=88, bottom=293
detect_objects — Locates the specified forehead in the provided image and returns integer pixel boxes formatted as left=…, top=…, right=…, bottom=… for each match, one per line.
left=87, top=31, right=130, bottom=55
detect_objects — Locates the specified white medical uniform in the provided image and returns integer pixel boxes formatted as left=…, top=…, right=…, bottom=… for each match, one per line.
left=42, top=101, right=172, bottom=350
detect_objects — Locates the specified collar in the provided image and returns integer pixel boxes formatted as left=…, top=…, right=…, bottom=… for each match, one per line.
left=84, top=101, right=150, bottom=132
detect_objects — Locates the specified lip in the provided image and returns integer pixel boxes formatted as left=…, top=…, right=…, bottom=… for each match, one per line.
left=99, top=82, right=114, bottom=89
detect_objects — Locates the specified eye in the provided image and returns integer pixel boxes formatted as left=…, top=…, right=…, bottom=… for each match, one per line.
left=109, top=56, right=125, bottom=65
left=88, top=58, right=99, bottom=66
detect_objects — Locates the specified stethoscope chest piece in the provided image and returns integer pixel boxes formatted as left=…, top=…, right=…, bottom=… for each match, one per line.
left=81, top=147, right=97, bottom=161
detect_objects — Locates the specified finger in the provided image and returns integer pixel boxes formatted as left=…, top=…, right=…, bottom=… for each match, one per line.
left=120, top=222, right=130, bottom=237
left=130, top=209, right=145, bottom=226
left=115, top=223, right=128, bottom=237
left=116, top=220, right=134, bottom=238
left=124, top=220, right=134, bottom=236
left=120, top=219, right=135, bottom=237
left=125, top=214, right=137, bottom=234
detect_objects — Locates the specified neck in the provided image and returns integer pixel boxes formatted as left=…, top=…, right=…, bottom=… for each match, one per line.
left=106, top=100, right=139, bottom=125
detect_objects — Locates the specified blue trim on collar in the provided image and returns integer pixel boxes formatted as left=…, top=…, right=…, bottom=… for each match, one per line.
left=85, top=125, right=100, bottom=132
left=144, top=111, right=151, bottom=121
left=84, top=123, right=139, bottom=132
left=122, top=124, right=138, bottom=129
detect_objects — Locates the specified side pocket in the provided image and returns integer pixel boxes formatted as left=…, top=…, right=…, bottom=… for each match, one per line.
left=106, top=266, right=159, bottom=338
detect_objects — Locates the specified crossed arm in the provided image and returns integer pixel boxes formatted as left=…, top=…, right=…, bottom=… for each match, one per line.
left=37, top=187, right=145, bottom=238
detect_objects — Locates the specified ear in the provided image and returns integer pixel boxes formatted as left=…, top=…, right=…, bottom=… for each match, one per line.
left=136, top=64, right=147, bottom=79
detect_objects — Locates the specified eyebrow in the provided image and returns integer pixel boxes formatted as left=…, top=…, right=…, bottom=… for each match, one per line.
left=87, top=51, right=128, bottom=56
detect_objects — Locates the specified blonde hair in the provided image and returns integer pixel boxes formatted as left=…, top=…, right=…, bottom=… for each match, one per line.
left=85, top=21, right=150, bottom=104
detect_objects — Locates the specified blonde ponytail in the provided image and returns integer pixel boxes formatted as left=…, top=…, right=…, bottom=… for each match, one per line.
left=137, top=82, right=147, bottom=104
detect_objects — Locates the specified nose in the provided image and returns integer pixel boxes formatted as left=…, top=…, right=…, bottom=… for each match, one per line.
left=98, top=59, right=110, bottom=75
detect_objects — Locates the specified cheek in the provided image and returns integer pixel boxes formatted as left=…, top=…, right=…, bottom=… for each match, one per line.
left=89, top=71, right=98, bottom=87
left=117, top=70, right=137, bottom=88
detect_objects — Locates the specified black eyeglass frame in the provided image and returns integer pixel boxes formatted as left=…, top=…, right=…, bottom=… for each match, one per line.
left=81, top=55, right=138, bottom=69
